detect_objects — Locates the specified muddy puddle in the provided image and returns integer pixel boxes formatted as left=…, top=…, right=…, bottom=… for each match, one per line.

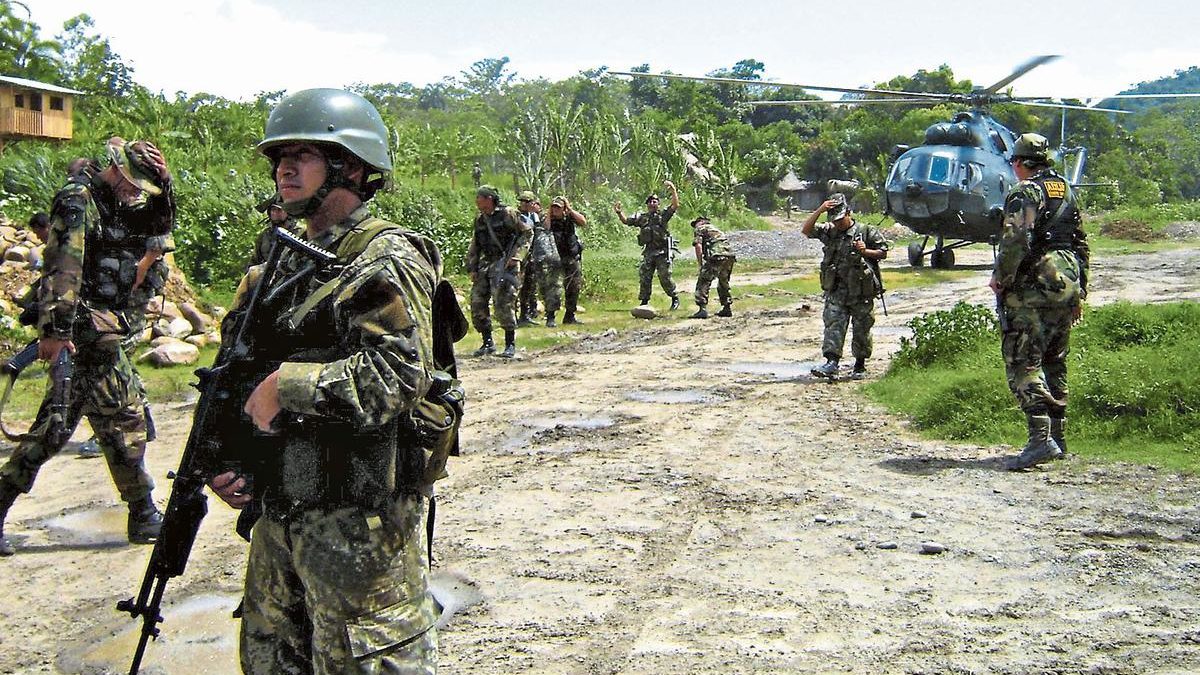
left=43, top=506, right=129, bottom=547
left=493, top=414, right=621, bottom=454
left=64, top=593, right=241, bottom=674
left=724, top=361, right=829, bottom=382
left=625, top=389, right=730, bottom=404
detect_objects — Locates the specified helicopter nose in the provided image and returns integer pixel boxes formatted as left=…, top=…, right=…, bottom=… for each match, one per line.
left=905, top=182, right=923, bottom=197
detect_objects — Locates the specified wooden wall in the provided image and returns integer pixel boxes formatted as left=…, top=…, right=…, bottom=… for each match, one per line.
left=0, top=84, right=75, bottom=140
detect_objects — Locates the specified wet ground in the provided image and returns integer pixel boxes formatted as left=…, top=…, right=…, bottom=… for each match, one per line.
left=1, top=247, right=1198, bottom=673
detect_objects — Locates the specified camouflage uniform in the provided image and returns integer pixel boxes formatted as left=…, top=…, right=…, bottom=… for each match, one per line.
left=549, top=212, right=585, bottom=319
left=236, top=206, right=443, bottom=674
left=810, top=220, right=888, bottom=361
left=628, top=207, right=678, bottom=304
left=0, top=166, right=171, bottom=510
left=517, top=209, right=550, bottom=320
left=521, top=219, right=562, bottom=318
left=692, top=221, right=736, bottom=310
left=995, top=168, right=1088, bottom=417
left=466, top=206, right=531, bottom=332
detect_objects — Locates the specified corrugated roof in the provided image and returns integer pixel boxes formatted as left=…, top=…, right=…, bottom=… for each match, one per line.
left=0, top=75, right=83, bottom=95
left=776, top=170, right=808, bottom=191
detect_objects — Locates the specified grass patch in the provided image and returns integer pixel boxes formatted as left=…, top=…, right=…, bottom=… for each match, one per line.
left=867, top=301, right=1200, bottom=472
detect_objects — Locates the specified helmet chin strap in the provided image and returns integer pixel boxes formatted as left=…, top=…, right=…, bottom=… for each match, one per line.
left=277, top=155, right=365, bottom=218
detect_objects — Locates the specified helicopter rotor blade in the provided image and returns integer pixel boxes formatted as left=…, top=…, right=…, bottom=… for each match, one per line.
left=608, top=70, right=950, bottom=100
left=982, top=55, right=1061, bottom=94
left=749, top=98, right=939, bottom=106
left=1092, top=93, right=1200, bottom=100
left=1014, top=100, right=1131, bottom=114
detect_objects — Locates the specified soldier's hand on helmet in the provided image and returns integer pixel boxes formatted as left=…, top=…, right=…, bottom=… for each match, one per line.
left=562, top=197, right=572, bottom=211
left=130, top=141, right=171, bottom=186
left=244, top=370, right=282, bottom=434
left=38, top=337, right=76, bottom=362
left=209, top=471, right=253, bottom=509
left=819, top=199, right=838, bottom=213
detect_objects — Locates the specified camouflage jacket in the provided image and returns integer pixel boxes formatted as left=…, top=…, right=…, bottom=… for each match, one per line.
left=39, top=173, right=175, bottom=341
left=693, top=222, right=735, bottom=261
left=811, top=220, right=888, bottom=304
left=549, top=213, right=584, bottom=260
left=466, top=205, right=531, bottom=271
left=236, top=206, right=441, bottom=513
left=995, top=168, right=1089, bottom=308
left=628, top=207, right=676, bottom=255
left=528, top=218, right=560, bottom=265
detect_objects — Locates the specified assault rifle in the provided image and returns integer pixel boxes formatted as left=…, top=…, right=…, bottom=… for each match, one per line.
left=1, top=341, right=74, bottom=446
left=117, top=227, right=337, bottom=675
left=852, top=233, right=887, bottom=317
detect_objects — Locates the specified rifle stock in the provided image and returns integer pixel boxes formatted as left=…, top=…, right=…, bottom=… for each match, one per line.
left=117, top=227, right=336, bottom=674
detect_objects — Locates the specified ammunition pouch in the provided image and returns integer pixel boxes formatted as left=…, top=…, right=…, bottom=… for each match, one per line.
left=637, top=227, right=654, bottom=246
left=398, top=371, right=464, bottom=496
left=820, top=261, right=837, bottom=292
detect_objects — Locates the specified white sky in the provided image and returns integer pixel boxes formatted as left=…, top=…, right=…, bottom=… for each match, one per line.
left=26, top=0, right=1200, bottom=102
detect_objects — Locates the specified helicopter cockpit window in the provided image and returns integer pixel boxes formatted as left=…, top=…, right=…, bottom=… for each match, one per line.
left=928, top=155, right=953, bottom=185
left=889, top=156, right=913, bottom=187
left=962, top=162, right=984, bottom=193
left=989, top=130, right=1007, bottom=153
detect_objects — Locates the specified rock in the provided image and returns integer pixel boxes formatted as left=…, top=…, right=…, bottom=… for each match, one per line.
left=876, top=541, right=899, bottom=550
left=150, top=336, right=185, bottom=348
left=205, top=330, right=222, bottom=346
left=211, top=306, right=228, bottom=321
left=911, top=511, right=928, bottom=519
left=4, top=246, right=30, bottom=263
left=26, top=245, right=42, bottom=269
left=814, top=515, right=828, bottom=523
left=631, top=304, right=658, bottom=320
left=139, top=341, right=200, bottom=367
left=10, top=285, right=31, bottom=303
left=0, top=226, right=17, bottom=240
left=161, top=301, right=183, bottom=320
left=153, top=317, right=194, bottom=340
left=147, top=296, right=165, bottom=315
left=179, top=302, right=212, bottom=334
left=919, top=542, right=947, bottom=555
left=185, top=334, right=209, bottom=348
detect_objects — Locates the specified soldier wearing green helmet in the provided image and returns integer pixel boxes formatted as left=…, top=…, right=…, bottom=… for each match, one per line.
left=207, top=88, right=451, bottom=672
left=465, top=184, right=532, bottom=357
left=991, top=132, right=1091, bottom=470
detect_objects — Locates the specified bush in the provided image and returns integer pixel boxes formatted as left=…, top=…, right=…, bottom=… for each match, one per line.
left=891, top=301, right=997, bottom=370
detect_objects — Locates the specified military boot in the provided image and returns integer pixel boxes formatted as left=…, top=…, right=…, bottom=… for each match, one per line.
left=811, top=359, right=839, bottom=379
left=689, top=307, right=709, bottom=319
left=715, top=304, right=733, bottom=318
left=0, top=479, right=20, bottom=556
left=1050, top=417, right=1068, bottom=457
left=127, top=494, right=163, bottom=545
left=517, top=313, right=536, bottom=328
left=500, top=329, right=517, bottom=359
left=545, top=313, right=557, bottom=328
left=851, top=358, right=867, bottom=380
left=562, top=312, right=582, bottom=325
left=1006, top=415, right=1063, bottom=471
left=472, top=332, right=495, bottom=357
left=670, top=295, right=680, bottom=311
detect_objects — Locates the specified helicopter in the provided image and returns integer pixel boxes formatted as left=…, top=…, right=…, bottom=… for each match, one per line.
left=612, top=57, right=1199, bottom=268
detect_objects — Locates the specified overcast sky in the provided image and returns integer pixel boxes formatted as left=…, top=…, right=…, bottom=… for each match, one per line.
left=25, top=0, right=1200, bottom=101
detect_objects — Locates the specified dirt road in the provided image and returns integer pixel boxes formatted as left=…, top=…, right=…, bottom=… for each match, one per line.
left=2, top=247, right=1198, bottom=674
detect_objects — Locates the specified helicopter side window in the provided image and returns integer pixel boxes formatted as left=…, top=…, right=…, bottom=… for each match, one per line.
left=962, top=162, right=984, bottom=193
left=889, top=156, right=913, bottom=187
left=928, top=155, right=953, bottom=185
left=990, top=130, right=1008, bottom=153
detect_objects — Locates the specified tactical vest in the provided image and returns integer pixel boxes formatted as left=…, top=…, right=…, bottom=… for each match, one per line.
left=549, top=215, right=584, bottom=259
left=1029, top=170, right=1081, bottom=253
left=473, top=207, right=519, bottom=261
left=698, top=225, right=733, bottom=260
left=818, top=223, right=880, bottom=302
left=257, top=218, right=464, bottom=517
left=78, top=177, right=169, bottom=311
left=635, top=211, right=670, bottom=249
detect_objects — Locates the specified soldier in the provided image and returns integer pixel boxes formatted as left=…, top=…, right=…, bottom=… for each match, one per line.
left=0, top=137, right=173, bottom=556
left=802, top=193, right=888, bottom=380
left=207, top=88, right=447, bottom=672
left=547, top=195, right=587, bottom=324
left=471, top=161, right=483, bottom=188
left=615, top=180, right=681, bottom=310
left=523, top=196, right=565, bottom=327
left=688, top=216, right=736, bottom=319
left=991, top=133, right=1089, bottom=470
left=466, top=185, right=531, bottom=358
left=515, top=190, right=545, bottom=326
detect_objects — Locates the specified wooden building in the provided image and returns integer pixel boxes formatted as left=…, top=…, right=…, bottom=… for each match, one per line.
left=0, top=75, right=82, bottom=145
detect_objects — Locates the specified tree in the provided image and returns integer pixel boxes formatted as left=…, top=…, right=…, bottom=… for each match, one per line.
left=56, top=14, right=136, bottom=96
left=0, top=1, right=61, bottom=82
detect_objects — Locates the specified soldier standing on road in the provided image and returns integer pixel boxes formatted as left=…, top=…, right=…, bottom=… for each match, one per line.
left=615, top=180, right=681, bottom=310
left=548, top=195, right=587, bottom=324
left=0, top=137, right=173, bottom=556
left=688, top=216, right=736, bottom=319
left=516, top=190, right=546, bottom=326
left=802, top=193, right=888, bottom=380
left=991, top=133, right=1089, bottom=470
left=466, top=185, right=531, bottom=358
left=207, top=88, right=449, bottom=672
left=471, top=161, right=483, bottom=188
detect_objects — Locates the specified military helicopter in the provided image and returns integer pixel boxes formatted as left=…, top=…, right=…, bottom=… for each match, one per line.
left=612, top=57, right=1196, bottom=268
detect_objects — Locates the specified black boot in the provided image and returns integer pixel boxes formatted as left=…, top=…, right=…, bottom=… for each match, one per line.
left=500, top=329, right=517, bottom=358
left=811, top=359, right=839, bottom=379
left=127, top=494, right=163, bottom=545
left=517, top=313, right=536, bottom=328
left=1006, top=415, right=1063, bottom=470
left=563, top=312, right=582, bottom=325
left=851, top=358, right=867, bottom=380
left=715, top=304, right=733, bottom=318
left=1050, top=417, right=1067, bottom=457
left=689, top=307, right=709, bottom=319
left=0, top=479, right=20, bottom=556
left=670, top=295, right=680, bottom=311
left=472, top=332, right=495, bottom=357
left=545, top=313, right=557, bottom=328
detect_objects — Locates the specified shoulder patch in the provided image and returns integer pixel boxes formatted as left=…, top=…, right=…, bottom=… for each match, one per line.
left=1043, top=179, right=1067, bottom=199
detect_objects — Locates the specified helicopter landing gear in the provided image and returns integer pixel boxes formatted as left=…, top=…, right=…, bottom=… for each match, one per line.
left=907, top=240, right=926, bottom=267
left=930, top=247, right=955, bottom=269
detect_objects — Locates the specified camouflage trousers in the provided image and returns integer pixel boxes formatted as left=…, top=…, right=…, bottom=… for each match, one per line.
left=1001, top=303, right=1073, bottom=416
left=519, top=257, right=563, bottom=318
left=241, top=496, right=440, bottom=674
left=562, top=256, right=583, bottom=316
left=638, top=253, right=677, bottom=303
left=694, top=255, right=735, bottom=308
left=821, top=297, right=875, bottom=361
left=470, top=262, right=520, bottom=333
left=0, top=337, right=153, bottom=501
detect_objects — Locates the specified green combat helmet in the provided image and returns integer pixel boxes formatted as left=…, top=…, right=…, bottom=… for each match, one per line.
left=1012, top=132, right=1051, bottom=165
left=258, top=88, right=392, bottom=215
left=477, top=184, right=501, bottom=202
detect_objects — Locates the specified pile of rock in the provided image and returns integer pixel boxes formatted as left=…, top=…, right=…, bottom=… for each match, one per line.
left=137, top=297, right=225, bottom=367
left=0, top=224, right=45, bottom=271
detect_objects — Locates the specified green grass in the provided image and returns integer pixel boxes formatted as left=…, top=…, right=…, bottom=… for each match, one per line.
left=867, top=301, right=1200, bottom=473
